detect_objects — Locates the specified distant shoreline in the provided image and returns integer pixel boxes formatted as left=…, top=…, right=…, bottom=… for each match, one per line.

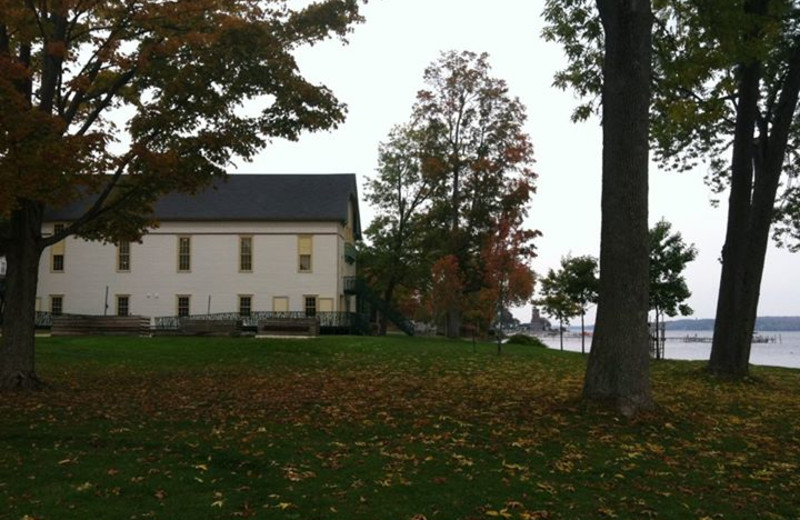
left=664, top=316, right=800, bottom=332
left=571, top=316, right=800, bottom=332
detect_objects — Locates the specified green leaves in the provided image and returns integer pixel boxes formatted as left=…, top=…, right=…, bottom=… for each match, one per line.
left=537, top=255, right=598, bottom=327
left=649, top=218, right=697, bottom=318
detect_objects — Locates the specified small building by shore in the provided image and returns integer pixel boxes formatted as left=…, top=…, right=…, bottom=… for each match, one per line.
left=524, top=307, right=551, bottom=332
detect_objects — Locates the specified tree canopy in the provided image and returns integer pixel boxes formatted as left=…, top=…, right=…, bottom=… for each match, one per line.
left=361, top=50, right=538, bottom=338
left=537, top=265, right=581, bottom=350
left=649, top=219, right=697, bottom=321
left=413, top=50, right=538, bottom=337
left=1, top=0, right=363, bottom=229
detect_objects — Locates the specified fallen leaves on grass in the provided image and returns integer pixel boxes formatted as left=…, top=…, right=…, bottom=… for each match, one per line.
left=0, top=337, right=798, bottom=519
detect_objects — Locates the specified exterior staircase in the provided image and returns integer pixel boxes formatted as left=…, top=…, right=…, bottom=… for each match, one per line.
left=344, top=277, right=415, bottom=336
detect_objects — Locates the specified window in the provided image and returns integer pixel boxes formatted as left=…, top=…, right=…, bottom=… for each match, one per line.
left=117, top=295, right=130, bottom=316
left=50, top=295, right=64, bottom=316
left=272, top=296, right=289, bottom=313
left=298, top=235, right=312, bottom=272
left=239, top=295, right=252, bottom=317
left=239, top=236, right=253, bottom=272
left=177, top=295, right=191, bottom=317
left=177, top=236, right=191, bottom=272
left=51, top=254, right=64, bottom=272
left=318, top=298, right=334, bottom=313
left=51, top=223, right=65, bottom=272
left=117, top=241, right=131, bottom=272
left=304, top=296, right=317, bottom=317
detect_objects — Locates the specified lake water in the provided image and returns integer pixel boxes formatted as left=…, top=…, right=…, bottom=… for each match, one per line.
left=538, top=330, right=800, bottom=369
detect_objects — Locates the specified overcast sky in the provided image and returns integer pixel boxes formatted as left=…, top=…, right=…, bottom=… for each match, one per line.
left=234, top=0, right=800, bottom=325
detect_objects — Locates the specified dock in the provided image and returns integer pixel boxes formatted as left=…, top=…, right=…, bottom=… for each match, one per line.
left=678, top=333, right=780, bottom=344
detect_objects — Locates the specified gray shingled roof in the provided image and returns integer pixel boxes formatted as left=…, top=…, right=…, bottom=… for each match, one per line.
left=46, top=174, right=361, bottom=238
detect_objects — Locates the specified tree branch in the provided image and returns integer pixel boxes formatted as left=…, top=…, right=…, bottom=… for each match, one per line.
left=73, top=67, right=138, bottom=137
left=61, top=5, right=140, bottom=124
left=39, top=138, right=150, bottom=248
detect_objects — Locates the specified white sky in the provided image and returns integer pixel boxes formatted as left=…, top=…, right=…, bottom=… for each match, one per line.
left=233, top=0, right=800, bottom=325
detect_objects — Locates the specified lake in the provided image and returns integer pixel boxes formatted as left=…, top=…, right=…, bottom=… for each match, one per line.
left=538, top=330, right=800, bottom=369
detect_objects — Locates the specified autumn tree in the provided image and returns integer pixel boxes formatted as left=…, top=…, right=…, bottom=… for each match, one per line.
left=544, top=0, right=800, bottom=379
left=649, top=219, right=697, bottom=335
left=411, top=50, right=537, bottom=338
left=0, top=0, right=364, bottom=390
left=427, top=255, right=464, bottom=333
left=479, top=216, right=536, bottom=354
left=560, top=254, right=599, bottom=354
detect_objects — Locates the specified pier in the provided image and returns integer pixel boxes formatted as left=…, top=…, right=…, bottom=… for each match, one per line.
left=679, top=333, right=780, bottom=344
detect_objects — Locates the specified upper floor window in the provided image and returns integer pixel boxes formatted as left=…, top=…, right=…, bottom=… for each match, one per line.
left=298, top=235, right=312, bottom=272
left=239, top=236, right=253, bottom=272
left=117, top=241, right=131, bottom=272
left=177, top=236, right=191, bottom=272
left=51, top=223, right=65, bottom=272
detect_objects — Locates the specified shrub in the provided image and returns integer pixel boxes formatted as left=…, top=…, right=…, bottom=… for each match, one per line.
left=505, top=333, right=547, bottom=348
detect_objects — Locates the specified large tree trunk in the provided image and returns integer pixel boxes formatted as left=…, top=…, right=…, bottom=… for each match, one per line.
left=583, top=0, right=654, bottom=416
left=709, top=54, right=763, bottom=378
left=710, top=38, right=800, bottom=378
left=1, top=202, right=45, bottom=391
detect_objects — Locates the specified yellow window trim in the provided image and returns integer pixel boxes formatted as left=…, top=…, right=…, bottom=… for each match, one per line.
left=298, top=234, right=313, bottom=273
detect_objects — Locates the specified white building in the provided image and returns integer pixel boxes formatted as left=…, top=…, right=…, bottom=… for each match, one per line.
left=36, top=174, right=361, bottom=320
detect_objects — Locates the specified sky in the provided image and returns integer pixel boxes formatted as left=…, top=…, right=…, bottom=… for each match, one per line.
left=234, top=0, right=800, bottom=325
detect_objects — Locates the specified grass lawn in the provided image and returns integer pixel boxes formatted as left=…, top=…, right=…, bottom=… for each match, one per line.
left=1, top=335, right=799, bottom=520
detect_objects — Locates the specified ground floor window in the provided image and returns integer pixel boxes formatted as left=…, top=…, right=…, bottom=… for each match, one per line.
left=239, top=295, right=252, bottom=317
left=117, top=295, right=130, bottom=316
left=50, top=295, right=64, bottom=316
left=177, top=295, right=191, bottom=317
left=304, top=296, right=317, bottom=317
left=273, top=296, right=289, bottom=313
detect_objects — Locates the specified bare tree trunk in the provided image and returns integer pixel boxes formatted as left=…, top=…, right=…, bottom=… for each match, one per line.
left=1, top=202, right=45, bottom=391
left=583, top=0, right=654, bottom=416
